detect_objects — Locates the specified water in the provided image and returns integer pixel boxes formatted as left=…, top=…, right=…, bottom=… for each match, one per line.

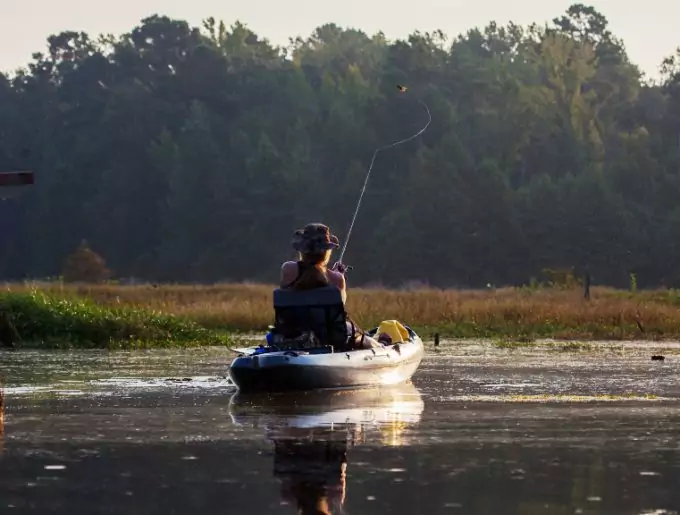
left=1, top=341, right=680, bottom=514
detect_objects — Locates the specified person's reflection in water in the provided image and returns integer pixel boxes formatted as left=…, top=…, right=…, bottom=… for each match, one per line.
left=272, top=426, right=358, bottom=515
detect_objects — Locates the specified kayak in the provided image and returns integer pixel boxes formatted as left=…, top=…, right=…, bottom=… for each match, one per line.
left=227, top=323, right=425, bottom=394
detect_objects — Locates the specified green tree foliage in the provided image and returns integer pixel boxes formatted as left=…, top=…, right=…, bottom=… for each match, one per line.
left=1, top=5, right=679, bottom=288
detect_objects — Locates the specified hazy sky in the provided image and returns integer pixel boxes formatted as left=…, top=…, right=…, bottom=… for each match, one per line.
left=1, top=0, right=677, bottom=79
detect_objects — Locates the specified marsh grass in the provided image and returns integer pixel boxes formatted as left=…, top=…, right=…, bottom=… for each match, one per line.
left=0, top=290, right=231, bottom=349
left=2, top=282, right=680, bottom=343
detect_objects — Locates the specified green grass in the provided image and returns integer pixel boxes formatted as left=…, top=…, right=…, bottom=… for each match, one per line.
left=0, top=290, right=232, bottom=349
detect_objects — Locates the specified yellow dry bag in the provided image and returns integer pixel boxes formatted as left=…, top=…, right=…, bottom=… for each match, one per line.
left=376, top=320, right=409, bottom=344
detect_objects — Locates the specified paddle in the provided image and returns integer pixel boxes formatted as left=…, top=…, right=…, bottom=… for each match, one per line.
left=229, top=347, right=258, bottom=356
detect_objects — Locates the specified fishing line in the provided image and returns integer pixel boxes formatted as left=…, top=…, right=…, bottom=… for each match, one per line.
left=337, top=96, right=431, bottom=264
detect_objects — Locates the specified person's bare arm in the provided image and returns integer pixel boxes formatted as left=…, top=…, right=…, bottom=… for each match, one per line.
left=327, top=269, right=347, bottom=303
left=280, top=261, right=297, bottom=288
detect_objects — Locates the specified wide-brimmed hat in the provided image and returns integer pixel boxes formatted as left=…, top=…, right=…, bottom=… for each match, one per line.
left=292, top=223, right=340, bottom=254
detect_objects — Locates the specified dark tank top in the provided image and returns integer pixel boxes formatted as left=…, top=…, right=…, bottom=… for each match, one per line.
left=286, top=261, right=329, bottom=289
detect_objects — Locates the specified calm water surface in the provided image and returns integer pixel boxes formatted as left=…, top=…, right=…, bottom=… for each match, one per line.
left=1, top=341, right=680, bottom=514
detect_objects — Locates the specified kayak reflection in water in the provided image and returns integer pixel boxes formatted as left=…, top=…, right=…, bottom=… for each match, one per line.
left=273, top=427, right=354, bottom=515
left=229, top=385, right=424, bottom=514
left=280, top=222, right=383, bottom=350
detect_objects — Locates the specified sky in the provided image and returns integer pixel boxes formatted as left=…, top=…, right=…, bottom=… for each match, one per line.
left=1, top=0, right=678, bottom=80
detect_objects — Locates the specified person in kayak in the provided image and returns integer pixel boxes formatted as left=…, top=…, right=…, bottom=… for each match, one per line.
left=280, top=223, right=347, bottom=302
left=280, top=223, right=382, bottom=349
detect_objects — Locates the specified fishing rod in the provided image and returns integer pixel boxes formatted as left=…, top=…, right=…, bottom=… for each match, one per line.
left=337, top=89, right=432, bottom=265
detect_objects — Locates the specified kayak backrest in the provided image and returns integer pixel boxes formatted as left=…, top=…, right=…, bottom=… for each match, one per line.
left=272, top=287, right=347, bottom=349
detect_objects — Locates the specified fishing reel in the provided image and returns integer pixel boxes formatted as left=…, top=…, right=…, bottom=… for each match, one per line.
left=332, top=262, right=353, bottom=275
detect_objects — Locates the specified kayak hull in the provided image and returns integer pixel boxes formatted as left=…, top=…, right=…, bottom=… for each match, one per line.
left=228, top=335, right=424, bottom=394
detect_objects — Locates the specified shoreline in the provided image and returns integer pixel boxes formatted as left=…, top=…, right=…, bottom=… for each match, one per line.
left=2, top=282, right=680, bottom=348
left=4, top=338, right=680, bottom=354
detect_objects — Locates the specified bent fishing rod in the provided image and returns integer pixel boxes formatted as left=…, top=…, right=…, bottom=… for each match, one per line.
left=337, top=91, right=432, bottom=265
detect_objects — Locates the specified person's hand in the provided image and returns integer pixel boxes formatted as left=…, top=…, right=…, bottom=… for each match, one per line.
left=331, top=261, right=349, bottom=274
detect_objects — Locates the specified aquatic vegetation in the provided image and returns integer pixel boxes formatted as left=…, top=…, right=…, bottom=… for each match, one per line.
left=553, top=341, right=593, bottom=352
left=0, top=290, right=231, bottom=349
left=492, top=339, right=536, bottom=350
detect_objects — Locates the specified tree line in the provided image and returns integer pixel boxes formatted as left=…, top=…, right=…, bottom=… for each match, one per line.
left=1, top=4, right=680, bottom=289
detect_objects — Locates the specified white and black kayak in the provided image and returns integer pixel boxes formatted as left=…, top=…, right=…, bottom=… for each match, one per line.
left=227, top=287, right=425, bottom=394
left=228, top=331, right=424, bottom=393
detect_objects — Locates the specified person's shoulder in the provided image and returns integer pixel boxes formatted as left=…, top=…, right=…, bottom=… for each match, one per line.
left=281, top=261, right=298, bottom=275
left=280, top=261, right=298, bottom=285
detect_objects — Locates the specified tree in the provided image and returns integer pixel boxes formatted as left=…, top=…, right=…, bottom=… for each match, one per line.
left=62, top=241, right=111, bottom=283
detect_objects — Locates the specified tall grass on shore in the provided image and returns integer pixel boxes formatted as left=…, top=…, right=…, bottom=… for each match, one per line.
left=0, top=290, right=231, bottom=348
left=4, top=282, right=680, bottom=342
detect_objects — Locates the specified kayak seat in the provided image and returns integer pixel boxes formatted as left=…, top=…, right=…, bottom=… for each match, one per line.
left=272, top=286, right=349, bottom=352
